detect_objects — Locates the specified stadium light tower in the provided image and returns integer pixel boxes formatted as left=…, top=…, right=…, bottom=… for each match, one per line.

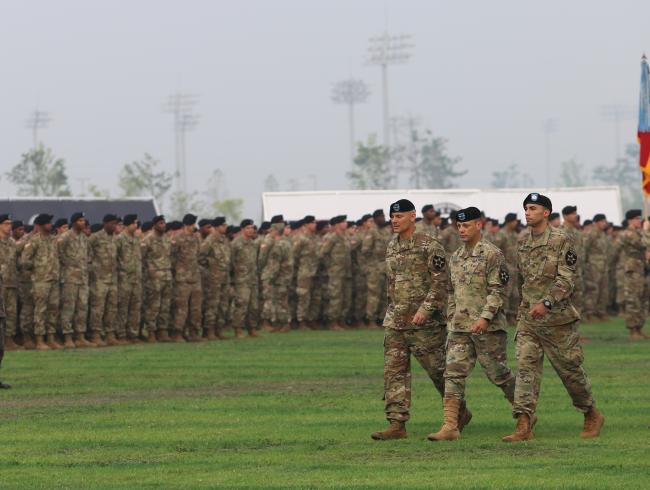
left=366, top=32, right=413, bottom=147
left=164, top=92, right=199, bottom=195
left=26, top=109, right=52, bottom=149
left=331, top=79, right=370, bottom=164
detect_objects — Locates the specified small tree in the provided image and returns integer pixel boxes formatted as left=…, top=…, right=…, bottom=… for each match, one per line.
left=348, top=134, right=393, bottom=189
left=405, top=130, right=465, bottom=189
left=7, top=145, right=71, bottom=196
left=556, top=158, right=588, bottom=187
left=492, top=163, right=534, bottom=188
left=593, top=143, right=643, bottom=210
left=118, top=153, right=173, bottom=206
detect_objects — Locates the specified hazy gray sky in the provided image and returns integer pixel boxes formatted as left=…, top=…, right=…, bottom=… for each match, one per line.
left=1, top=0, right=648, bottom=218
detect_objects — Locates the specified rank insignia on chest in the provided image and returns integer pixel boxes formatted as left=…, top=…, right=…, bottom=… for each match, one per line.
left=432, top=255, right=446, bottom=271
left=565, top=249, right=577, bottom=266
left=499, top=266, right=510, bottom=285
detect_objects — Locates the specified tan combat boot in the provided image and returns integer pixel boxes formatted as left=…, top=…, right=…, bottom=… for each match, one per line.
left=35, top=335, right=50, bottom=351
left=22, top=336, right=36, bottom=350
left=371, top=420, right=407, bottom=440
left=5, top=336, right=24, bottom=351
left=105, top=332, right=121, bottom=346
left=580, top=407, right=605, bottom=438
left=146, top=331, right=157, bottom=343
left=629, top=327, right=645, bottom=341
left=428, top=398, right=461, bottom=441
left=458, top=400, right=473, bottom=432
left=329, top=323, right=345, bottom=331
left=171, top=331, right=187, bottom=342
left=204, top=328, right=217, bottom=341
left=260, top=320, right=274, bottom=332
left=248, top=329, right=259, bottom=338
left=75, top=335, right=96, bottom=348
left=63, top=334, right=76, bottom=349
left=157, top=330, right=171, bottom=342
left=502, top=414, right=535, bottom=442
left=234, top=328, right=244, bottom=339
left=90, top=332, right=106, bottom=347
left=215, top=328, right=229, bottom=340
left=46, top=335, right=63, bottom=350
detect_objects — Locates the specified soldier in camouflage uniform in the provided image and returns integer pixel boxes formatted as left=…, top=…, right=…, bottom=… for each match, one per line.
left=198, top=217, right=231, bottom=339
left=560, top=206, right=585, bottom=315
left=141, top=215, right=173, bottom=342
left=13, top=222, right=34, bottom=349
left=320, top=215, right=351, bottom=330
left=495, top=213, right=520, bottom=324
left=363, top=216, right=389, bottom=326
left=88, top=214, right=119, bottom=346
left=503, top=193, right=603, bottom=443
left=116, top=214, right=142, bottom=342
left=58, top=212, right=94, bottom=348
left=619, top=209, right=650, bottom=340
left=292, top=216, right=318, bottom=329
left=429, top=207, right=515, bottom=441
left=372, top=199, right=462, bottom=441
left=230, top=219, right=259, bottom=338
left=308, top=220, right=330, bottom=326
left=171, top=214, right=203, bottom=342
left=583, top=214, right=609, bottom=321
left=350, top=217, right=369, bottom=326
left=20, top=214, right=60, bottom=350
left=440, top=211, right=462, bottom=255
left=415, top=204, right=439, bottom=238
left=0, top=215, right=20, bottom=351
left=0, top=255, right=10, bottom=388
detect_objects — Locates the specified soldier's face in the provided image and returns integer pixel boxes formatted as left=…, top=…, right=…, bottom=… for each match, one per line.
left=154, top=221, right=166, bottom=233
left=423, top=209, right=436, bottom=220
left=13, top=227, right=25, bottom=239
left=391, top=211, right=415, bottom=234
left=305, top=222, right=316, bottom=233
left=0, top=221, right=11, bottom=235
left=457, top=220, right=482, bottom=242
left=242, top=224, right=255, bottom=238
left=72, top=218, right=85, bottom=232
left=524, top=204, right=549, bottom=226
left=563, top=212, right=577, bottom=225
left=629, top=217, right=642, bottom=229
left=595, top=220, right=608, bottom=231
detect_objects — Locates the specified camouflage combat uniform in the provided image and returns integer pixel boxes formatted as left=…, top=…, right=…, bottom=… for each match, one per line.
left=0, top=235, right=18, bottom=339
left=88, top=229, right=118, bottom=337
left=440, top=225, right=461, bottom=255
left=496, top=227, right=521, bottom=322
left=619, top=227, right=650, bottom=332
left=513, top=226, right=595, bottom=418
left=292, top=231, right=318, bottom=324
left=57, top=229, right=89, bottom=337
left=171, top=231, right=203, bottom=338
left=16, top=236, right=34, bottom=339
left=259, top=234, right=293, bottom=326
left=415, top=220, right=438, bottom=238
left=116, top=230, right=142, bottom=339
left=363, top=226, right=388, bottom=323
left=320, top=230, right=351, bottom=326
left=199, top=231, right=231, bottom=335
left=583, top=228, right=608, bottom=318
left=230, top=235, right=258, bottom=333
left=141, top=231, right=172, bottom=336
left=382, top=230, right=448, bottom=422
left=445, top=239, right=515, bottom=402
left=562, top=224, right=585, bottom=315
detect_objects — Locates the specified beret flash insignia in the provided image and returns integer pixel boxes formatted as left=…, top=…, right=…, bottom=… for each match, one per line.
left=565, top=249, right=577, bottom=266
left=392, top=203, right=400, bottom=212
left=432, top=255, right=446, bottom=271
left=499, top=265, right=510, bottom=285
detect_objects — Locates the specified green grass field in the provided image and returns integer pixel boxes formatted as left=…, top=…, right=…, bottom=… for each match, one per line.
left=1, top=318, right=648, bottom=489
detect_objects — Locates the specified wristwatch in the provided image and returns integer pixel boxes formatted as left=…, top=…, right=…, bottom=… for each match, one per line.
left=542, top=300, right=552, bottom=310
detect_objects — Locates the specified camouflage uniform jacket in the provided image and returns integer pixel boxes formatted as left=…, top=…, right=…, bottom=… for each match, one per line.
left=448, top=239, right=507, bottom=333
left=57, top=230, right=89, bottom=285
left=415, top=221, right=439, bottom=238
left=230, top=236, right=258, bottom=285
left=384, top=230, right=447, bottom=330
left=198, top=233, right=231, bottom=281
left=618, top=228, right=650, bottom=272
left=292, top=232, right=318, bottom=278
left=320, top=231, right=351, bottom=274
left=116, top=231, right=142, bottom=283
left=141, top=232, right=172, bottom=281
left=20, top=233, right=60, bottom=282
left=0, top=236, right=18, bottom=288
left=88, top=230, right=117, bottom=284
left=171, top=231, right=201, bottom=283
left=583, top=228, right=608, bottom=267
left=517, top=226, right=579, bottom=326
left=440, top=225, right=461, bottom=255
left=496, top=228, right=519, bottom=271
left=259, top=235, right=292, bottom=284
left=362, top=227, right=388, bottom=267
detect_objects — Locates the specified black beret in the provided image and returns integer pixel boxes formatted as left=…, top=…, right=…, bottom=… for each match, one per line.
left=625, top=209, right=642, bottom=220
left=240, top=219, right=254, bottom=228
left=25, top=224, right=34, bottom=233
left=389, top=199, right=415, bottom=216
left=415, top=217, right=422, bottom=222
left=421, top=204, right=434, bottom=213
left=360, top=213, right=373, bottom=223
left=449, top=210, right=458, bottom=220
left=225, top=225, right=234, bottom=234
left=182, top=213, right=197, bottom=226
left=593, top=213, right=607, bottom=222
left=584, top=219, right=593, bottom=226
left=152, top=215, right=165, bottom=224
left=270, top=214, right=284, bottom=224
left=523, top=192, right=552, bottom=212
left=562, top=205, right=577, bottom=215
left=259, top=221, right=271, bottom=231
left=290, top=220, right=304, bottom=230
left=329, top=215, right=347, bottom=225
left=212, top=217, right=226, bottom=227
left=70, top=212, right=85, bottom=223
left=0, top=213, right=12, bottom=223
left=316, top=220, right=329, bottom=231
left=346, top=220, right=355, bottom=227
left=170, top=221, right=183, bottom=231
left=198, top=219, right=211, bottom=228
left=231, top=226, right=241, bottom=234
left=12, top=220, right=24, bottom=230
left=103, top=214, right=118, bottom=223
left=123, top=214, right=138, bottom=226
left=54, top=218, right=68, bottom=229
left=34, top=213, right=53, bottom=225
left=141, top=221, right=153, bottom=232
left=549, top=212, right=560, bottom=221
left=456, top=207, right=482, bottom=222
left=303, top=215, right=315, bottom=224
left=504, top=212, right=518, bottom=223
left=90, top=223, right=103, bottom=233
left=372, top=209, right=385, bottom=218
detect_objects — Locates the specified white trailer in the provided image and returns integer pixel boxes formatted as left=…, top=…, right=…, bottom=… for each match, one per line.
left=262, top=186, right=623, bottom=224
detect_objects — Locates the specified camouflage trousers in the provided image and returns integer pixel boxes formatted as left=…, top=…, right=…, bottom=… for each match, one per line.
left=261, top=279, right=290, bottom=325
left=624, top=269, right=649, bottom=330
left=504, top=266, right=520, bottom=320
left=203, top=279, right=229, bottom=332
left=572, top=270, right=585, bottom=316
left=584, top=265, right=608, bottom=317
left=89, top=281, right=117, bottom=335
left=513, top=321, right=594, bottom=417
left=444, top=331, right=515, bottom=401
left=0, top=317, right=5, bottom=367
left=383, top=326, right=447, bottom=422
left=60, top=282, right=88, bottom=335
left=33, top=281, right=59, bottom=336
left=173, top=281, right=202, bottom=336
left=326, top=271, right=346, bottom=323
left=616, top=267, right=625, bottom=312
left=143, top=278, right=172, bottom=334
left=231, top=282, right=258, bottom=331
left=309, top=274, right=328, bottom=324
left=366, top=267, right=386, bottom=321
left=117, top=279, right=141, bottom=338
left=2, top=287, right=17, bottom=337
left=295, top=274, right=314, bottom=323
left=352, top=270, right=367, bottom=323
left=18, top=281, right=33, bottom=337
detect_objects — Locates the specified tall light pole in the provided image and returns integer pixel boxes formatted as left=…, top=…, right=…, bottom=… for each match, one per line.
left=164, top=92, right=199, bottom=195
left=331, top=78, right=370, bottom=164
left=366, top=32, right=413, bottom=147
left=542, top=118, right=557, bottom=188
left=26, top=109, right=52, bottom=149
left=600, top=104, right=634, bottom=161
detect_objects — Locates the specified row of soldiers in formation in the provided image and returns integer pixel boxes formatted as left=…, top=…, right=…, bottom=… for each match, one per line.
left=0, top=200, right=648, bottom=356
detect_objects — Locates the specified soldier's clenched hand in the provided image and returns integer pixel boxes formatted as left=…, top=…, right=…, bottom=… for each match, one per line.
left=529, top=302, right=549, bottom=320
left=412, top=310, right=428, bottom=325
left=471, top=318, right=489, bottom=334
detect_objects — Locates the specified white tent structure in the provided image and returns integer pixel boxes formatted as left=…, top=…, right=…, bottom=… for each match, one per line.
left=262, top=186, right=623, bottom=223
